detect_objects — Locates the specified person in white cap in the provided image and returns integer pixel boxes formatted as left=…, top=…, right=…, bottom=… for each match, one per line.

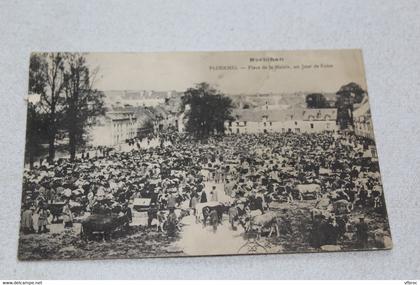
left=62, top=200, right=73, bottom=229
left=210, top=186, right=218, bottom=202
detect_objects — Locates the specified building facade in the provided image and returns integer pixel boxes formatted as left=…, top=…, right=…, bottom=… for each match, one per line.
left=353, top=96, right=374, bottom=140
left=90, top=110, right=137, bottom=146
left=225, top=108, right=338, bottom=134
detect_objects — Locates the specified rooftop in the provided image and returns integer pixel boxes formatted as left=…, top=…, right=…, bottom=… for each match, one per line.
left=232, top=108, right=337, bottom=122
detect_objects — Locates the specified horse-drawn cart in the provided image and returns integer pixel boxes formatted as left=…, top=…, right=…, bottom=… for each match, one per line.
left=80, top=212, right=131, bottom=241
left=48, top=201, right=85, bottom=223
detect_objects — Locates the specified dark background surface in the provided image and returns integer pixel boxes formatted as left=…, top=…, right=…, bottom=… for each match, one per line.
left=0, top=0, right=419, bottom=279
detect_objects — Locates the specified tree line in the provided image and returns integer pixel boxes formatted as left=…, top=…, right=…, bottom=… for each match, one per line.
left=26, top=53, right=105, bottom=168
left=180, top=82, right=367, bottom=138
left=305, top=82, right=366, bottom=109
left=305, top=82, right=367, bottom=130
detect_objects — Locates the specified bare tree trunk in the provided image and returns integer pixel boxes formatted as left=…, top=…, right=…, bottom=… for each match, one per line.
left=47, top=86, right=57, bottom=164
left=47, top=129, right=55, bottom=164
left=29, top=151, right=34, bottom=170
left=69, top=130, right=76, bottom=162
left=68, top=98, right=77, bottom=162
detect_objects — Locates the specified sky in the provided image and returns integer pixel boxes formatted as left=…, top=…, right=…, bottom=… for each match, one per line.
left=86, top=49, right=368, bottom=94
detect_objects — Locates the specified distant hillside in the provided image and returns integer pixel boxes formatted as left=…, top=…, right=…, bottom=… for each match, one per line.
left=229, top=92, right=336, bottom=110
left=102, top=90, right=337, bottom=112
left=102, top=90, right=183, bottom=109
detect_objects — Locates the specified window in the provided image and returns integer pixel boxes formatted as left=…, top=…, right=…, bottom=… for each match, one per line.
left=294, top=121, right=297, bottom=126
left=269, top=122, right=272, bottom=126
left=229, top=121, right=232, bottom=127
left=263, top=122, right=266, bottom=127
left=236, top=122, right=239, bottom=126
left=310, top=123, right=314, bottom=129
left=244, top=121, right=247, bottom=126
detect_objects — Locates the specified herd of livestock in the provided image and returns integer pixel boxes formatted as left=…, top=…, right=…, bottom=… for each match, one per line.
left=21, top=130, right=390, bottom=250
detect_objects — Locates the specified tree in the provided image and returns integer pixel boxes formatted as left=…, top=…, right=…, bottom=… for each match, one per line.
left=140, top=118, right=155, bottom=138
left=26, top=55, right=48, bottom=168
left=29, top=53, right=66, bottom=163
left=335, top=82, right=365, bottom=130
left=25, top=102, right=47, bottom=169
left=306, top=93, right=330, bottom=108
left=144, top=118, right=155, bottom=132
left=62, top=54, right=105, bottom=161
left=336, top=92, right=354, bottom=130
left=335, top=82, right=367, bottom=130
left=182, top=82, right=234, bottom=138
left=337, top=82, right=365, bottom=104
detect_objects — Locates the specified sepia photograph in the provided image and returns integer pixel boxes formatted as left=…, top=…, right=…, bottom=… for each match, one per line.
left=19, top=50, right=392, bottom=260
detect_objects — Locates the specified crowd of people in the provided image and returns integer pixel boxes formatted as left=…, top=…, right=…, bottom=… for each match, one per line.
left=20, top=129, right=388, bottom=248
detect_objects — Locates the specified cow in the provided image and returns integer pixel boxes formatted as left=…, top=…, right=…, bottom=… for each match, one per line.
left=240, top=211, right=280, bottom=239
left=227, top=203, right=248, bottom=230
left=155, top=208, right=189, bottom=233
left=245, top=196, right=265, bottom=213
left=311, top=197, right=351, bottom=219
left=295, top=184, right=322, bottom=200
left=196, top=202, right=223, bottom=225
left=202, top=204, right=228, bottom=226
left=177, top=208, right=190, bottom=220
left=80, top=213, right=131, bottom=241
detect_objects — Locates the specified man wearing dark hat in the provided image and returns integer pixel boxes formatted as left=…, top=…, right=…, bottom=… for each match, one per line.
left=228, top=202, right=239, bottom=230
left=358, top=186, right=368, bottom=207
left=355, top=216, right=369, bottom=248
left=200, top=190, right=207, bottom=203
left=147, top=202, right=158, bottom=228
left=285, top=182, right=294, bottom=204
left=167, top=191, right=177, bottom=210
left=189, top=193, right=199, bottom=222
left=166, top=208, right=178, bottom=237
left=37, top=203, right=50, bottom=234
left=310, top=214, right=325, bottom=248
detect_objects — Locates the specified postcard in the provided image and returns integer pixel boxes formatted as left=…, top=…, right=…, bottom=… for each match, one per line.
left=19, top=50, right=391, bottom=260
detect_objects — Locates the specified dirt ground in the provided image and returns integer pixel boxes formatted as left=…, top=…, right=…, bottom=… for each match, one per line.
left=18, top=225, right=185, bottom=260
